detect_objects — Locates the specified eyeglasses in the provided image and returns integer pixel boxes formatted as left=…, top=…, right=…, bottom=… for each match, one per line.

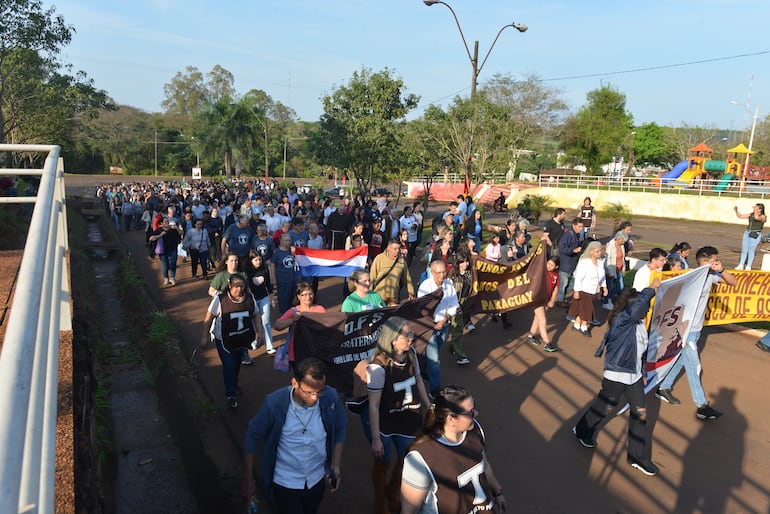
left=399, top=331, right=415, bottom=340
left=357, top=279, right=371, bottom=285
left=456, top=408, right=477, bottom=418
left=297, top=383, right=326, bottom=398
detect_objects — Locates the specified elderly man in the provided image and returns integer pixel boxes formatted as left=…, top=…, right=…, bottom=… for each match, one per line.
left=418, top=260, right=460, bottom=397
left=243, top=358, right=346, bottom=514
left=262, top=204, right=283, bottom=235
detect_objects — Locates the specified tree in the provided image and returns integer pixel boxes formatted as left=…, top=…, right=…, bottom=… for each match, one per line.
left=76, top=105, right=153, bottom=172
left=313, top=67, right=419, bottom=197
left=0, top=0, right=109, bottom=146
left=661, top=124, right=721, bottom=164
left=561, top=84, right=634, bottom=174
left=630, top=122, right=667, bottom=167
left=195, top=98, right=255, bottom=178
left=482, top=73, right=567, bottom=162
left=749, top=114, right=770, bottom=167
left=161, top=65, right=208, bottom=117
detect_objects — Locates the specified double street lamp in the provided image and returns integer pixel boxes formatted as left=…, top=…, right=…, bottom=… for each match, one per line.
left=423, top=0, right=527, bottom=190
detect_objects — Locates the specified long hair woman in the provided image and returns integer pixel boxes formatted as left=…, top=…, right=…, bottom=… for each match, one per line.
left=243, top=250, right=277, bottom=355
left=273, top=282, right=326, bottom=371
left=362, top=316, right=430, bottom=514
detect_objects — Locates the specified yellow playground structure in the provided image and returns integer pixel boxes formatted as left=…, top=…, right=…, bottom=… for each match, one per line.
left=653, top=142, right=759, bottom=191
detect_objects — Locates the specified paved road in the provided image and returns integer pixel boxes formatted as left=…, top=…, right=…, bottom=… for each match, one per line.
left=67, top=178, right=770, bottom=513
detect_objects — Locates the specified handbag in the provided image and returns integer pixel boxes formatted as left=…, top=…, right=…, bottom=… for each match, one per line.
left=749, top=230, right=760, bottom=239
left=154, top=235, right=164, bottom=255
left=273, top=343, right=289, bottom=373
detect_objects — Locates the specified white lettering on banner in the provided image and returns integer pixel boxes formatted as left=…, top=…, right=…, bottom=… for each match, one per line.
left=343, top=312, right=386, bottom=336
left=230, top=311, right=249, bottom=331
left=392, top=376, right=416, bottom=405
left=457, top=462, right=487, bottom=505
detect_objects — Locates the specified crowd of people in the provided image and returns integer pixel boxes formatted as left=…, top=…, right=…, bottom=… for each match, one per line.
left=96, top=180, right=767, bottom=512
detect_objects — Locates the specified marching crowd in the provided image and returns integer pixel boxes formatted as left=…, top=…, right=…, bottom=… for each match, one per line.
left=96, top=180, right=766, bottom=513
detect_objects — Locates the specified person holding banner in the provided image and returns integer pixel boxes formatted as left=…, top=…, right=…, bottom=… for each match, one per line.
left=274, top=282, right=327, bottom=372
left=573, top=282, right=660, bottom=476
left=418, top=260, right=460, bottom=397
left=342, top=270, right=386, bottom=313
left=529, top=256, right=560, bottom=352
left=655, top=246, right=737, bottom=421
left=362, top=317, right=430, bottom=514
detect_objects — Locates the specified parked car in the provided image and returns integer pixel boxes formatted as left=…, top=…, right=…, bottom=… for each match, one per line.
left=325, top=186, right=348, bottom=198
left=372, top=187, right=392, bottom=197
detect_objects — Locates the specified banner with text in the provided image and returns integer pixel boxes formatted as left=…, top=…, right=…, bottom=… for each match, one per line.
left=464, top=241, right=549, bottom=315
left=293, top=291, right=442, bottom=396
left=645, top=266, right=710, bottom=391
left=659, top=269, right=770, bottom=325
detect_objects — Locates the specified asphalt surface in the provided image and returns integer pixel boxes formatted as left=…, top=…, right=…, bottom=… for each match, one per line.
left=66, top=178, right=770, bottom=514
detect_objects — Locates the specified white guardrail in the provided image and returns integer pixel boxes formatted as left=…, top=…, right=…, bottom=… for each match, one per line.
left=0, top=144, right=71, bottom=514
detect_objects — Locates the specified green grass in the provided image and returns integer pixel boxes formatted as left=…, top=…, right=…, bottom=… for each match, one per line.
left=147, top=311, right=177, bottom=347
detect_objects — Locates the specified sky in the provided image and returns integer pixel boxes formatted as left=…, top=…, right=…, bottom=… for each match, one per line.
left=52, top=0, right=770, bottom=133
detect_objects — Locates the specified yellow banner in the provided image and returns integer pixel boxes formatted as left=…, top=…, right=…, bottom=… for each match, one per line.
left=659, top=269, right=770, bottom=325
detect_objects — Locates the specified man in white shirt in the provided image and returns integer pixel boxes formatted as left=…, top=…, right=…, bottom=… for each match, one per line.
left=632, top=248, right=667, bottom=291
left=262, top=204, right=283, bottom=235
left=418, top=260, right=459, bottom=396
left=399, top=206, right=420, bottom=265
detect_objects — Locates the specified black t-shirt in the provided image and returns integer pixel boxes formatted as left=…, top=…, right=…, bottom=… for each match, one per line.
left=543, top=219, right=565, bottom=247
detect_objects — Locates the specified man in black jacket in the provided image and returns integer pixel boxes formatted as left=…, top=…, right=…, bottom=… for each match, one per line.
left=556, top=218, right=584, bottom=307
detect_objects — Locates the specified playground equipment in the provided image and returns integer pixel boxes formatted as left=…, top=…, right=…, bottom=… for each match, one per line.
left=652, top=142, right=764, bottom=189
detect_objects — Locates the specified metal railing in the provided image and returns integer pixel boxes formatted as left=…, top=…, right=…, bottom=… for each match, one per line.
left=537, top=173, right=770, bottom=199
left=0, top=144, right=71, bottom=514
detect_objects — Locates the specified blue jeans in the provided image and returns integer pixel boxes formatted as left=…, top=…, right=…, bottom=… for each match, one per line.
left=659, top=330, right=707, bottom=407
left=112, top=213, right=121, bottom=231
left=557, top=270, right=573, bottom=302
left=739, top=230, right=762, bottom=269
left=255, top=295, right=274, bottom=351
left=759, top=332, right=770, bottom=348
left=426, top=326, right=448, bottom=395
left=358, top=404, right=415, bottom=462
left=159, top=250, right=178, bottom=279
left=277, top=278, right=297, bottom=315
left=215, top=338, right=241, bottom=398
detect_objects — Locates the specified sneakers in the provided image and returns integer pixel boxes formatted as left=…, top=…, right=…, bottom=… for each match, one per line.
left=456, top=357, right=470, bottom=365
left=241, top=355, right=253, bottom=365
left=589, top=319, right=602, bottom=326
left=543, top=343, right=560, bottom=353
left=655, top=388, right=681, bottom=405
left=696, top=403, right=724, bottom=421
left=266, top=348, right=277, bottom=355
left=169, top=277, right=176, bottom=286
left=527, top=335, right=540, bottom=346
left=734, top=264, right=744, bottom=270
left=579, top=328, right=591, bottom=338
left=163, top=278, right=169, bottom=285
left=227, top=397, right=238, bottom=409
left=465, top=323, right=476, bottom=332
left=572, top=426, right=596, bottom=448
left=628, top=457, right=658, bottom=476
left=602, top=302, right=614, bottom=311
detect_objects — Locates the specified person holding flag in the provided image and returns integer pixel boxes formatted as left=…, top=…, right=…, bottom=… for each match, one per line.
left=573, top=280, right=661, bottom=476
left=655, top=246, right=737, bottom=421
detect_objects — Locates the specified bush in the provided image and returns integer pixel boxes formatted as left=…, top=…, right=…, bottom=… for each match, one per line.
left=600, top=202, right=633, bottom=232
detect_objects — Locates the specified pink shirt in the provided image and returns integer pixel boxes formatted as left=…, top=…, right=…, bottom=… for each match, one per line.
left=279, top=305, right=327, bottom=361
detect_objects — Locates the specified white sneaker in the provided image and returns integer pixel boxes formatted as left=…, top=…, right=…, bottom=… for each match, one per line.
left=465, top=323, right=476, bottom=332
left=266, top=348, right=276, bottom=355
left=169, top=278, right=176, bottom=286
left=163, top=278, right=169, bottom=285
left=735, top=264, right=744, bottom=270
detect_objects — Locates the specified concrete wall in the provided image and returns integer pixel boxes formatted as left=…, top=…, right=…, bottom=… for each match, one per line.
left=505, top=186, right=756, bottom=227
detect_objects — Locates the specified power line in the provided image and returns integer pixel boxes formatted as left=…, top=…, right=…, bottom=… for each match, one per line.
left=421, top=50, right=770, bottom=109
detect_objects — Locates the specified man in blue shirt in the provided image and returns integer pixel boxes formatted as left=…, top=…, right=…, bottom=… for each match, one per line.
left=243, top=358, right=346, bottom=514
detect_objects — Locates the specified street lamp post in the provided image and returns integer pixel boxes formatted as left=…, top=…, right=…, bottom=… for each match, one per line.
left=423, top=0, right=527, bottom=192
